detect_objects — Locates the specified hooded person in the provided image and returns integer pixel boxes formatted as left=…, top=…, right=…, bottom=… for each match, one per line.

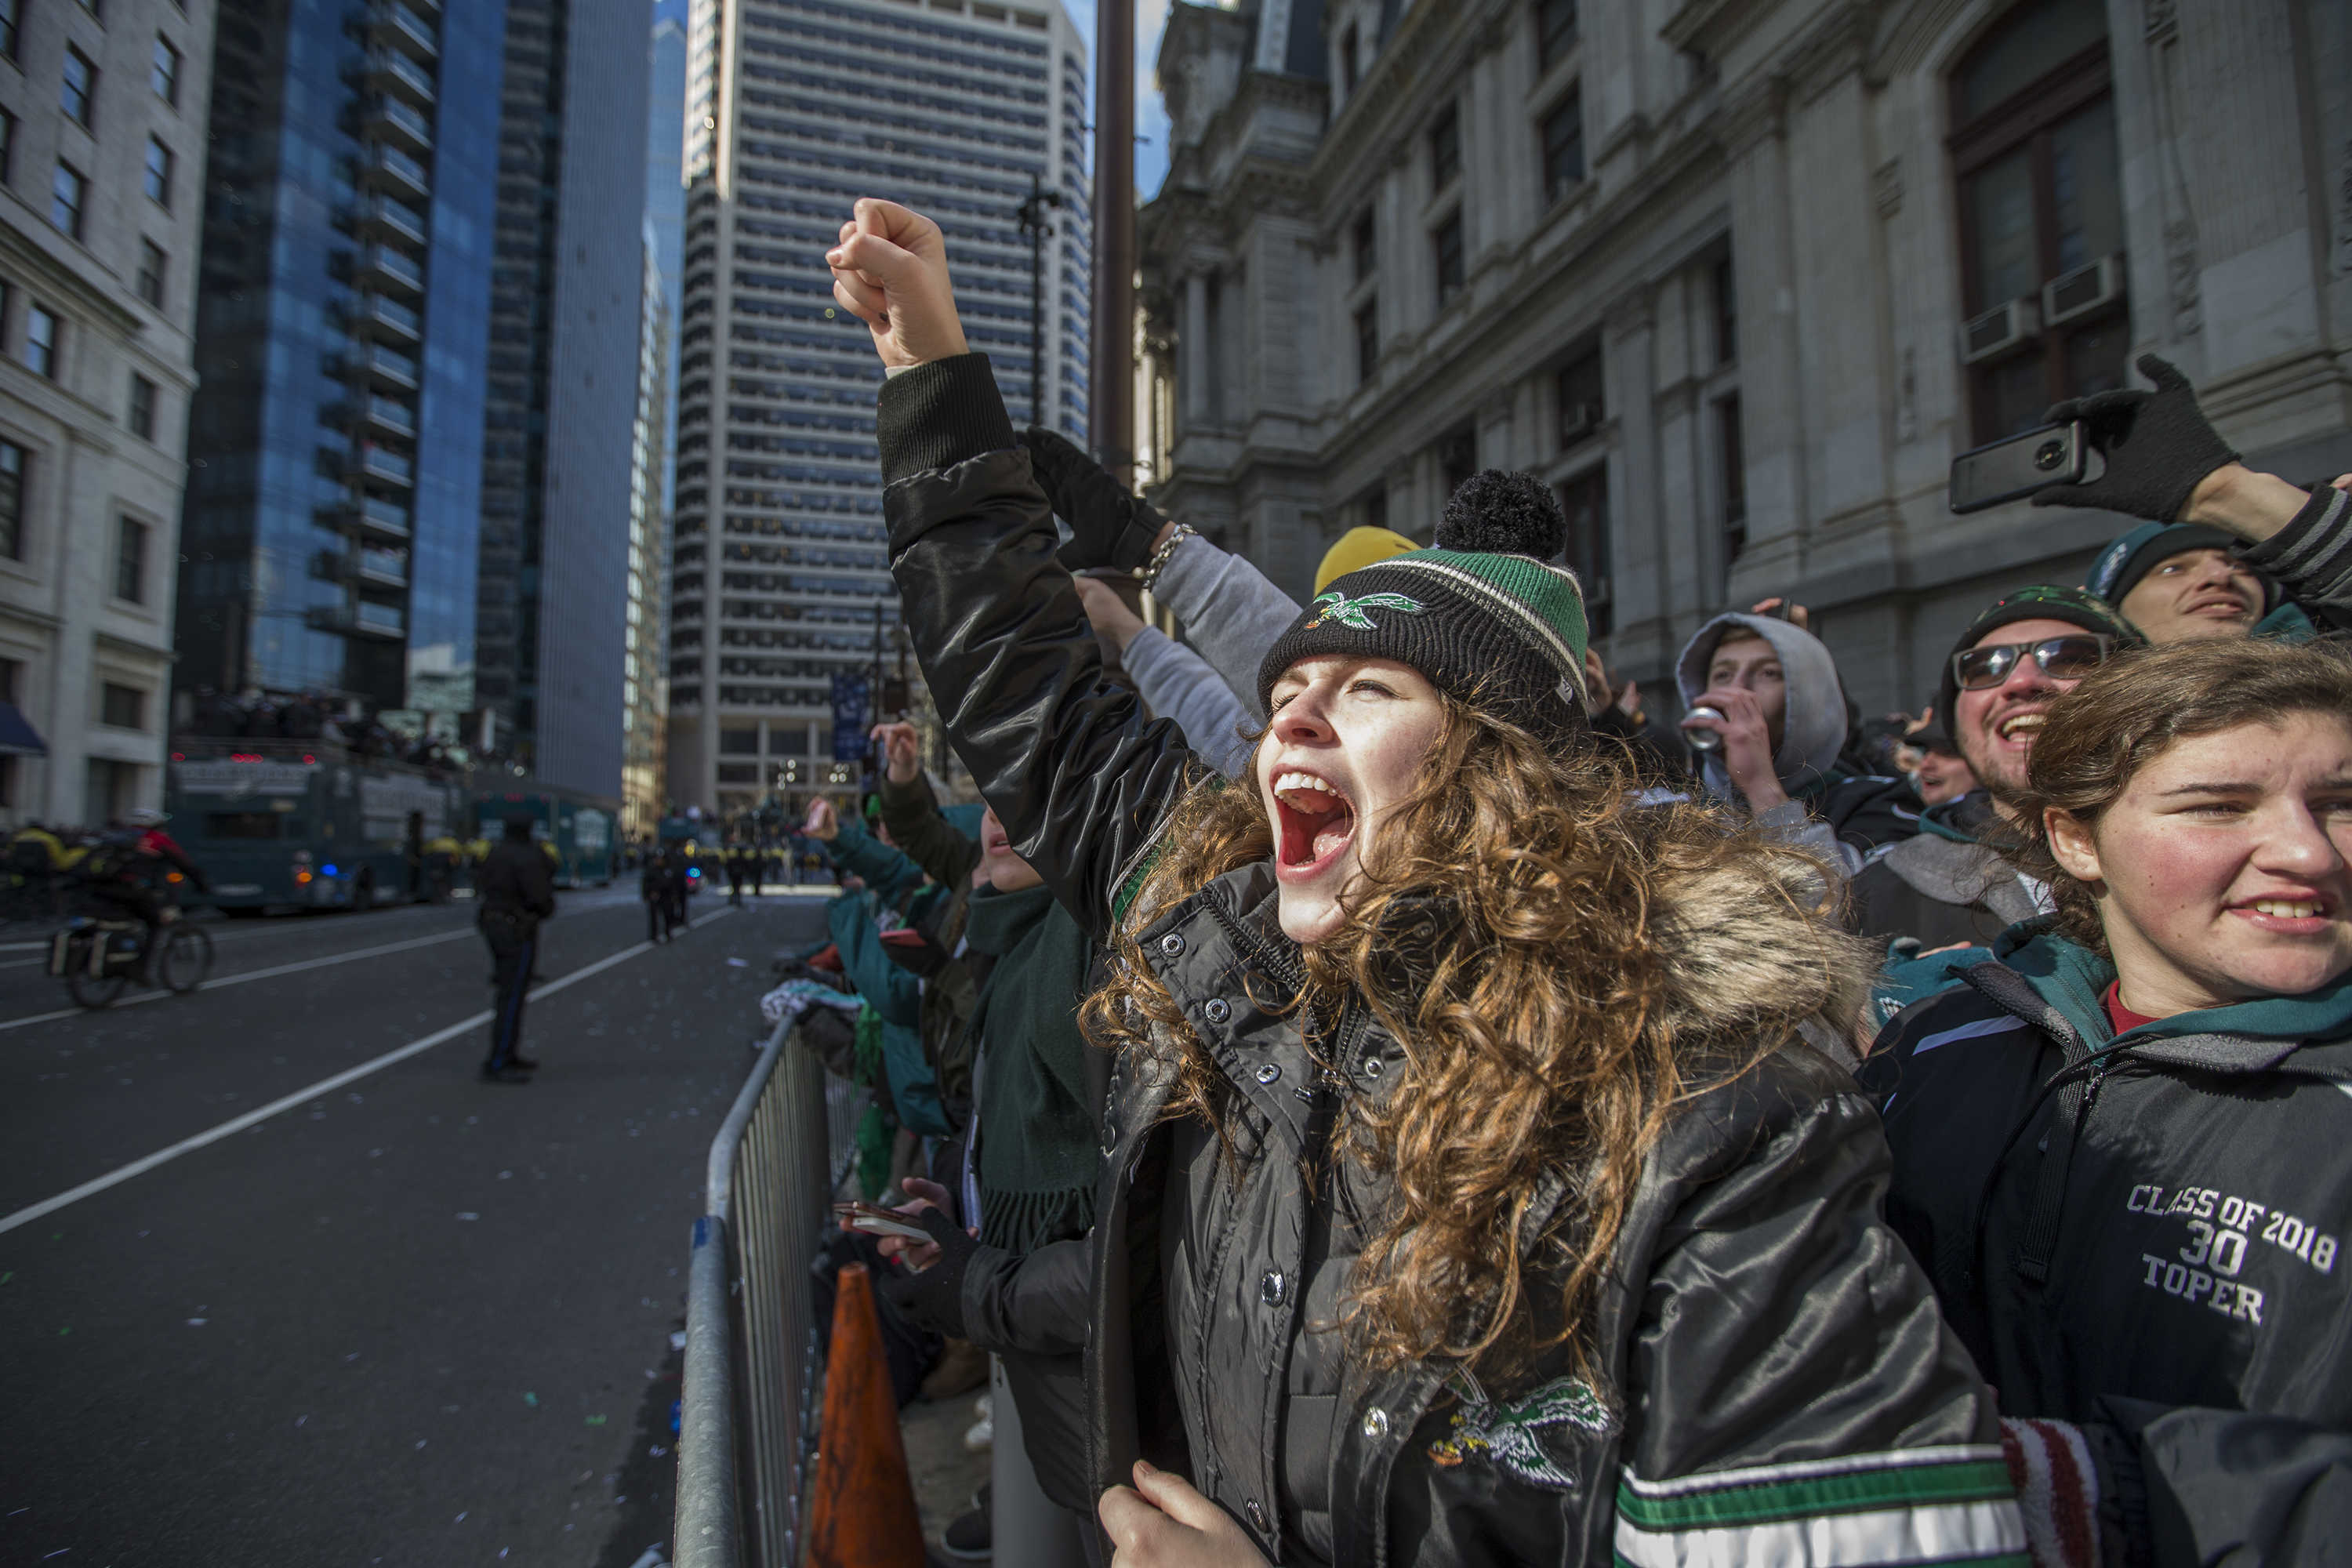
left=1671, top=612, right=1911, bottom=874
left=1852, top=585, right=2140, bottom=1022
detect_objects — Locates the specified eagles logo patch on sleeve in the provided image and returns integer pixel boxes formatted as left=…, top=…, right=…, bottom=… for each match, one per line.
left=1426, top=1374, right=1614, bottom=1490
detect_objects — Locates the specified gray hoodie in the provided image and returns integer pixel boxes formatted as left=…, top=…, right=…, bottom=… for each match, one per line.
left=1117, top=532, right=1304, bottom=781
left=1673, top=612, right=1860, bottom=873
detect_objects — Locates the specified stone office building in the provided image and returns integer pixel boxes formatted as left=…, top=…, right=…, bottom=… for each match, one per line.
left=0, top=0, right=215, bottom=826
left=1138, top=0, right=2351, bottom=714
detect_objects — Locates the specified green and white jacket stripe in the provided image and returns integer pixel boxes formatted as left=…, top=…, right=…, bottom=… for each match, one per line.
left=1615, top=1445, right=2026, bottom=1566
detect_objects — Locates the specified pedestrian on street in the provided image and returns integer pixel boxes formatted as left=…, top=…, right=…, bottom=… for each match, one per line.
left=725, top=839, right=750, bottom=907
left=476, top=815, right=555, bottom=1084
left=640, top=849, right=670, bottom=943
left=662, top=844, right=692, bottom=936
left=832, top=199, right=2020, bottom=1568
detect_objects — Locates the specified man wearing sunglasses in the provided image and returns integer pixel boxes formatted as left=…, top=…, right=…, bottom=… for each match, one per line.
left=1851, top=586, right=2141, bottom=963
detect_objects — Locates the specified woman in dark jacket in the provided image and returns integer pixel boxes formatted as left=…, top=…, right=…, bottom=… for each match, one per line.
left=1862, top=636, right=2352, bottom=1565
left=831, top=199, right=2021, bottom=1568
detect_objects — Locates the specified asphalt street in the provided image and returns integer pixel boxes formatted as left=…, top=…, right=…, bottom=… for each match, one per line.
left=0, top=883, right=834, bottom=1567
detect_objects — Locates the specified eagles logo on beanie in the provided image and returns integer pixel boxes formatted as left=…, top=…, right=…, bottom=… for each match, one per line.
left=1258, top=471, right=1591, bottom=740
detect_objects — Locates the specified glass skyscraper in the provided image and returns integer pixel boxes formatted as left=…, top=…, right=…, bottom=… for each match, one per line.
left=670, top=0, right=1091, bottom=815
left=474, top=0, right=652, bottom=797
left=178, top=0, right=503, bottom=720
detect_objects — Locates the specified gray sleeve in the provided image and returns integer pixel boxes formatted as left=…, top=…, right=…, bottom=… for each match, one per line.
left=1753, top=798, right=1864, bottom=880
left=1149, top=533, right=1304, bottom=720
left=2238, top=485, right=2352, bottom=631
left=1121, top=627, right=1258, bottom=781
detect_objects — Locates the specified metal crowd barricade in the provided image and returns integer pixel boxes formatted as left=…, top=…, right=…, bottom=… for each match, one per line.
left=676, top=1014, right=867, bottom=1568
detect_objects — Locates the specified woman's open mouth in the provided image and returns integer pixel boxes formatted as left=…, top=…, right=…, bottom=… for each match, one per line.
left=1272, top=769, right=1356, bottom=881
left=2228, top=891, right=2339, bottom=937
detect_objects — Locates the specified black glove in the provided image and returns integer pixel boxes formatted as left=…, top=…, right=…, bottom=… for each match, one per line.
left=2032, top=352, right=2238, bottom=523
left=876, top=1207, right=992, bottom=1341
left=1021, top=426, right=1168, bottom=573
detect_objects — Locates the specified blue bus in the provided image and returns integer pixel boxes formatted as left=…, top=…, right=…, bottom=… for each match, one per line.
left=167, top=738, right=464, bottom=913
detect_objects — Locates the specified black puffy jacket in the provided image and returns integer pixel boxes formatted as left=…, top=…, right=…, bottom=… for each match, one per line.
left=880, top=353, right=2023, bottom=1566
left=1860, top=924, right=2352, bottom=1563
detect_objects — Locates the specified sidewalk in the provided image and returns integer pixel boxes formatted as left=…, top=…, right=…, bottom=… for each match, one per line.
left=902, top=1386, right=991, bottom=1559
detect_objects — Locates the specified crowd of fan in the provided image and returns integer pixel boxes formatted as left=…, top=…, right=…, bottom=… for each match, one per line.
left=782, top=199, right=2352, bottom=1568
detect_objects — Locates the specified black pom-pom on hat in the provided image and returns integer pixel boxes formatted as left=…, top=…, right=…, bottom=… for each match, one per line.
left=1436, top=470, right=1566, bottom=560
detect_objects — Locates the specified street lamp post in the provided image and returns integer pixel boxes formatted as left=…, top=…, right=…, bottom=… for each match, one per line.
left=1015, top=173, right=1063, bottom=427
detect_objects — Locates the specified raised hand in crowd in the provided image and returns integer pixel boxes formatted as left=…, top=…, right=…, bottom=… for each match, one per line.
left=868, top=720, right=922, bottom=785
left=1099, top=1461, right=1272, bottom=1568
left=801, top=796, right=837, bottom=842
left=1682, top=680, right=1786, bottom=811
left=826, top=199, right=965, bottom=368
left=1025, top=427, right=1171, bottom=574
left=1073, top=574, right=1147, bottom=656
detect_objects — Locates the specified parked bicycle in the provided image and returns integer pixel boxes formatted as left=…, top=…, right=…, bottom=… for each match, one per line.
left=49, top=914, right=214, bottom=1009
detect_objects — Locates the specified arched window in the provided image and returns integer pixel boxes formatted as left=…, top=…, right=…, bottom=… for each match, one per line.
left=1949, top=0, right=2128, bottom=440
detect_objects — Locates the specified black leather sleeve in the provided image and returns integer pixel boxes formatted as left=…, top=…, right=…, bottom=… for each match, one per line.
left=878, top=356, right=1200, bottom=939
left=1609, top=1052, right=2009, bottom=1561
left=960, top=1236, right=1091, bottom=1358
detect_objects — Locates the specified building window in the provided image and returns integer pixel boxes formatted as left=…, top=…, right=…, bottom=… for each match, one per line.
left=0, top=109, right=14, bottom=184
left=136, top=240, right=165, bottom=308
left=1362, top=485, right=1387, bottom=534
left=1537, top=0, right=1577, bottom=70
left=1432, top=211, right=1464, bottom=307
left=718, top=728, right=759, bottom=754
left=143, top=137, right=172, bottom=207
left=1718, top=394, right=1746, bottom=567
left=1354, top=298, right=1378, bottom=387
left=0, top=441, right=24, bottom=561
left=61, top=47, right=95, bottom=129
left=0, top=0, right=16, bottom=61
left=1559, top=466, right=1611, bottom=638
left=1711, top=251, right=1737, bottom=366
left=128, top=373, right=155, bottom=441
left=151, top=36, right=179, bottom=106
left=1556, top=339, right=1603, bottom=446
left=1352, top=209, right=1376, bottom=285
left=101, top=683, right=145, bottom=731
left=1340, top=23, right=1359, bottom=96
left=1436, top=423, right=1476, bottom=502
left=0, top=656, right=20, bottom=704
left=1428, top=102, right=1459, bottom=190
left=1541, top=89, right=1584, bottom=204
left=1951, top=0, right=2124, bottom=440
left=114, top=514, right=147, bottom=601
left=24, top=303, right=57, bottom=379
left=50, top=162, right=84, bottom=238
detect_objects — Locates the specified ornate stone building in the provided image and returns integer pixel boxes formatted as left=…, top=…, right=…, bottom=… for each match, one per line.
left=1138, top=0, right=2351, bottom=712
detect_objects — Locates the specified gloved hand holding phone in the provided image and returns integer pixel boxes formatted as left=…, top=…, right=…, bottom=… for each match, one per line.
left=2031, top=353, right=2239, bottom=522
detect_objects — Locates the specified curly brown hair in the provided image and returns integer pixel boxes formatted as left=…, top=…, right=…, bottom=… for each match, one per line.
left=2011, top=637, right=2352, bottom=956
left=1080, top=690, right=1863, bottom=1385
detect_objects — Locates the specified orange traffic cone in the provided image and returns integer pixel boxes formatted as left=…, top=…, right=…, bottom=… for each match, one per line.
left=804, top=1262, right=929, bottom=1568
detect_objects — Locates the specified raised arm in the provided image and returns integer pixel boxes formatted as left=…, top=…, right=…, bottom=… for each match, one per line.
left=828, top=201, right=1199, bottom=935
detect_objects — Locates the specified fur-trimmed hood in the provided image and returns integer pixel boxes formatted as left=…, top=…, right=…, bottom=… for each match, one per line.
left=1643, top=838, right=1879, bottom=1068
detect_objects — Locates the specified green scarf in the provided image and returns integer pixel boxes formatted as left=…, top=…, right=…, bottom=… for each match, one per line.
left=1997, top=922, right=2352, bottom=1047
left=961, top=882, right=1098, bottom=1254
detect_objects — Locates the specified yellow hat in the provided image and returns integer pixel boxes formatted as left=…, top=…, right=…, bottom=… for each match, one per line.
left=1314, top=526, right=1419, bottom=594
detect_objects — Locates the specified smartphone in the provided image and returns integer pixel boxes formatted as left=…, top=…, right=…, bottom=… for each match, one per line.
left=832, top=1201, right=934, bottom=1243
left=1948, top=421, right=2088, bottom=514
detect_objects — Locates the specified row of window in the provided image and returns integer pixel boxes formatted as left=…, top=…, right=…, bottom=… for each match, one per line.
left=0, top=435, right=155, bottom=603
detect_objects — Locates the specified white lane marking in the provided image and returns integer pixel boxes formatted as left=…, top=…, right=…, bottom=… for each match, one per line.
left=0, top=909, right=738, bottom=1235
left=0, top=926, right=486, bottom=1033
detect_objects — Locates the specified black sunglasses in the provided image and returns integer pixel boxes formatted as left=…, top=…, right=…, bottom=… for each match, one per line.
left=1951, top=633, right=2117, bottom=691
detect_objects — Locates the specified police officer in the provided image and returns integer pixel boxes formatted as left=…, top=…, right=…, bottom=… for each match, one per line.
left=724, top=838, right=750, bottom=907
left=476, top=816, right=555, bottom=1084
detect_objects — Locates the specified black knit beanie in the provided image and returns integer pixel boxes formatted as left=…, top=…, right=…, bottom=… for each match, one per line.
left=1936, top=584, right=2143, bottom=725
